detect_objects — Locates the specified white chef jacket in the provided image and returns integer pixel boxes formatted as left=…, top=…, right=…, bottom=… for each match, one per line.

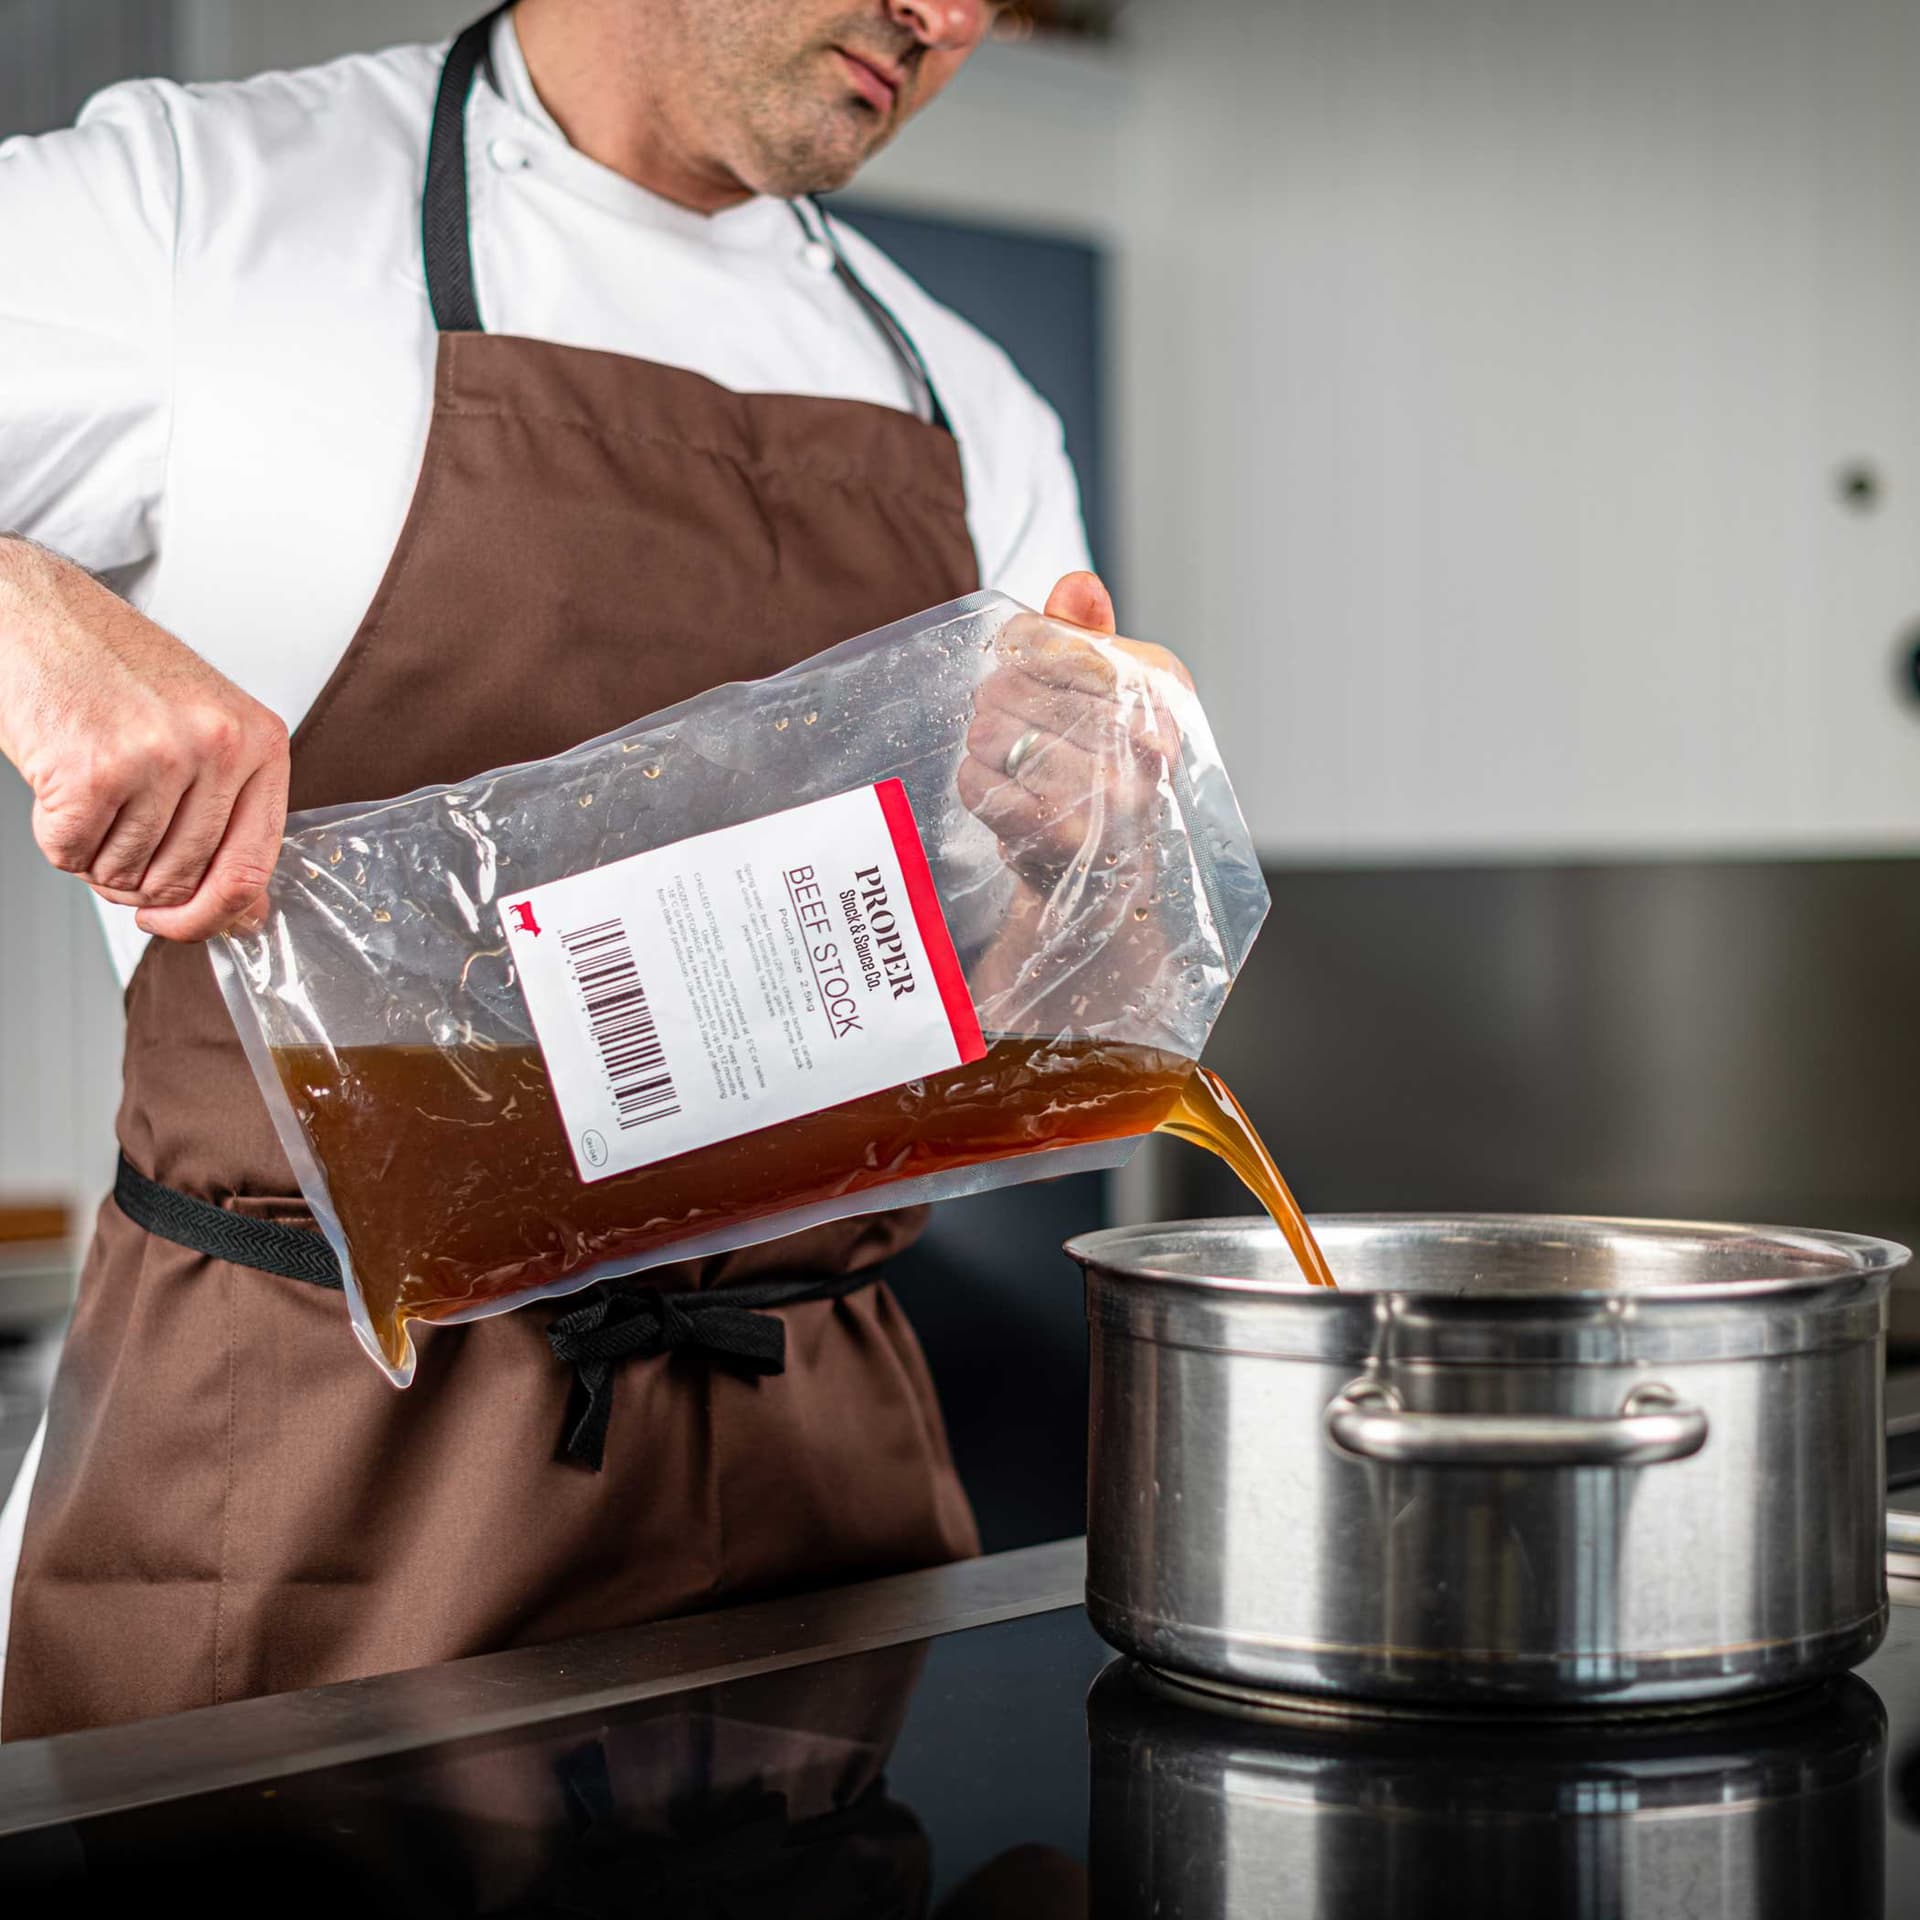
left=0, top=11, right=1091, bottom=1697
left=0, top=9, right=1092, bottom=987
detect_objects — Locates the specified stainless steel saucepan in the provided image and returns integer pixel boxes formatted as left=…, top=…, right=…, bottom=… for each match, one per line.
left=1067, top=1216, right=1906, bottom=1712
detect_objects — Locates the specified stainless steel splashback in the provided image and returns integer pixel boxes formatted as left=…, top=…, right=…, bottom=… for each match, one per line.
left=1162, top=858, right=1920, bottom=1342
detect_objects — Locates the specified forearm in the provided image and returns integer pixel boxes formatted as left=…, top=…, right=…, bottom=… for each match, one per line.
left=0, top=531, right=71, bottom=613
left=0, top=535, right=65, bottom=771
left=0, top=536, right=138, bottom=775
left=0, top=531, right=49, bottom=629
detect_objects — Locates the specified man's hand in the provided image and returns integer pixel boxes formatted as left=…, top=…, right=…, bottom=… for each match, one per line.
left=958, top=571, right=1191, bottom=887
left=0, top=539, right=289, bottom=940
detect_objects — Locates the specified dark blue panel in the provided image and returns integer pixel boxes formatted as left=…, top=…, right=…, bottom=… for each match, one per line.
left=882, top=1174, right=1105, bottom=1553
left=832, top=198, right=1110, bottom=581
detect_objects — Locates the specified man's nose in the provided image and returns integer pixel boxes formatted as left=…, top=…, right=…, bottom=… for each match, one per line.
left=888, top=0, right=990, bottom=52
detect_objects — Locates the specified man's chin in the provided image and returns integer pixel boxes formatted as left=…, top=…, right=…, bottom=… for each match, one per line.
left=750, top=112, right=889, bottom=199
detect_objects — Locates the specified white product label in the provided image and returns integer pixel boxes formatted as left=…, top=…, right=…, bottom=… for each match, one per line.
left=499, top=780, right=987, bottom=1184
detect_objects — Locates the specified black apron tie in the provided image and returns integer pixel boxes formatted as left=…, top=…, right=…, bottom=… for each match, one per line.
left=548, top=1284, right=786, bottom=1471
left=115, top=1151, right=881, bottom=1473
left=544, top=1270, right=880, bottom=1471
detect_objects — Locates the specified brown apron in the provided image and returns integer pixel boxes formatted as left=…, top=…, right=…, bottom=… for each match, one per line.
left=4, top=13, right=981, bottom=1741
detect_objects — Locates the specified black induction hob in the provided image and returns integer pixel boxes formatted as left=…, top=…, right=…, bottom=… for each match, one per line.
left=0, top=1541, right=1916, bottom=1917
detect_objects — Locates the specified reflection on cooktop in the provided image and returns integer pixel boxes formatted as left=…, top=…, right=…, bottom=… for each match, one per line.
left=1093, top=1663, right=1888, bottom=1916
left=3, top=1604, right=1919, bottom=1916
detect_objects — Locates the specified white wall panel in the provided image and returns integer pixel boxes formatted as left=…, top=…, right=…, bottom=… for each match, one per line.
left=0, top=771, right=122, bottom=1208
left=0, top=0, right=171, bottom=135
left=172, top=0, right=468, bottom=82
left=1116, top=0, right=1920, bottom=860
left=854, top=35, right=1129, bottom=240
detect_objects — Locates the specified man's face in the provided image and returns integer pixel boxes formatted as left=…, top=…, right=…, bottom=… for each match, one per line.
left=660, top=1, right=1001, bottom=196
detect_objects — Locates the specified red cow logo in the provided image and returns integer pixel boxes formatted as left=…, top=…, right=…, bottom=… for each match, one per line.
left=508, top=901, right=542, bottom=938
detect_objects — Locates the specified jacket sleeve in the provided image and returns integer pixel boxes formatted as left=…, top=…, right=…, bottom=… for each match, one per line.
left=979, top=384, right=1094, bottom=612
left=0, top=80, right=179, bottom=588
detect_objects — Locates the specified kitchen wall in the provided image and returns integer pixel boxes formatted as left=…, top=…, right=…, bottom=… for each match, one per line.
left=0, top=773, right=122, bottom=1203
left=1090, top=0, right=1920, bottom=1251
left=170, top=0, right=462, bottom=77
left=1112, top=0, right=1920, bottom=863
left=0, top=0, right=169, bottom=135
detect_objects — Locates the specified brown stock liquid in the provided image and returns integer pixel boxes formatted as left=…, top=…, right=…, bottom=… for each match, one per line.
left=1159, top=1065, right=1339, bottom=1292
left=272, top=1036, right=1334, bottom=1370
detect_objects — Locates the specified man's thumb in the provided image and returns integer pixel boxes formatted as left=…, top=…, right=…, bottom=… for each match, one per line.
left=1042, top=570, right=1117, bottom=636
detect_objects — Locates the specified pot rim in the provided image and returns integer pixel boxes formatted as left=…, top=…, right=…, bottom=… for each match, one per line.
left=1065, top=1212, right=1911, bottom=1308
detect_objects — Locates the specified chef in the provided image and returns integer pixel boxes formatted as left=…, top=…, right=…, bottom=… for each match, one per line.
left=0, top=0, right=1184, bottom=1738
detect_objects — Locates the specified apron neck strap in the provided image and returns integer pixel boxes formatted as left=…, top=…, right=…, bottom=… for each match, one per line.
left=793, top=199, right=954, bottom=435
left=423, top=7, right=507, bottom=333
left=420, top=8, right=955, bottom=439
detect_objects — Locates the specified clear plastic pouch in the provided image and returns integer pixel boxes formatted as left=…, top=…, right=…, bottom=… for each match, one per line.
left=214, top=591, right=1268, bottom=1383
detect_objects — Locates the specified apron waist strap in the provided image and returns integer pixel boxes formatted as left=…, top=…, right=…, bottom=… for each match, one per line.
left=115, top=1151, right=344, bottom=1286
left=113, top=1151, right=881, bottom=1472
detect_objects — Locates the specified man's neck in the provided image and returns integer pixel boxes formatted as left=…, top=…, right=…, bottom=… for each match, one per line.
left=511, top=0, right=756, bottom=215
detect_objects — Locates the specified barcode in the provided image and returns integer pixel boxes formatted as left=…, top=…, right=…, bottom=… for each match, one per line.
left=561, top=918, right=681, bottom=1130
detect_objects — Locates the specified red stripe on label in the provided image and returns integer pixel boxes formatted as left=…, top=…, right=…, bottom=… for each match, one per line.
left=874, top=778, right=987, bottom=1066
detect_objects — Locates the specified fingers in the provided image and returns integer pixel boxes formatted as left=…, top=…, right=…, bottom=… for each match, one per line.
left=958, top=745, right=1145, bottom=879
left=964, top=595, right=1186, bottom=882
left=960, top=696, right=1166, bottom=870
left=961, top=732, right=1155, bottom=832
left=985, top=605, right=1178, bottom=755
left=131, top=703, right=271, bottom=909
left=997, top=616, right=1124, bottom=699
left=131, top=769, right=248, bottom=912
left=87, top=784, right=191, bottom=896
left=965, top=706, right=1144, bottom=798
left=970, top=677, right=1087, bottom=758
left=1005, top=626, right=1195, bottom=706
left=973, top=665, right=1176, bottom=767
left=27, top=736, right=176, bottom=882
left=956, top=749, right=1064, bottom=849
left=1011, top=570, right=1198, bottom=702
left=31, top=789, right=118, bottom=883
left=967, top=706, right=1048, bottom=778
left=135, top=755, right=288, bottom=942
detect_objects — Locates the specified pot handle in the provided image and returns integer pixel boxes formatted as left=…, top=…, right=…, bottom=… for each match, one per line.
left=1325, top=1379, right=1708, bottom=1469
